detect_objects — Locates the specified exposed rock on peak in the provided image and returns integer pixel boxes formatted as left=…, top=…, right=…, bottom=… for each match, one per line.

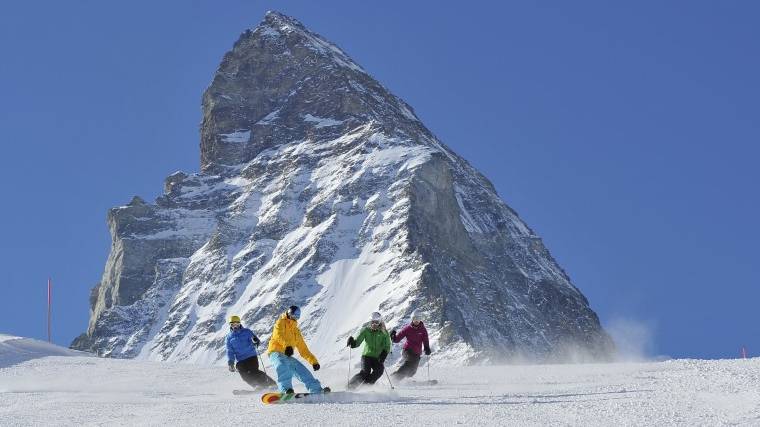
left=200, top=11, right=422, bottom=175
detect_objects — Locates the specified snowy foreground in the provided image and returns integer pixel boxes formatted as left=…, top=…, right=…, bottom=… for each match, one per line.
left=1, top=335, right=759, bottom=426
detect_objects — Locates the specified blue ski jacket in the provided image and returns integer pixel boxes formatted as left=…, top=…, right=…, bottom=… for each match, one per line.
left=226, top=327, right=259, bottom=364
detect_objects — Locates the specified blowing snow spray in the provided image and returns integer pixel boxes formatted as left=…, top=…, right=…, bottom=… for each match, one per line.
left=741, top=346, right=748, bottom=359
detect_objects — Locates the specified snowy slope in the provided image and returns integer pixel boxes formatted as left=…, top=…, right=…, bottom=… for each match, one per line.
left=2, top=339, right=759, bottom=426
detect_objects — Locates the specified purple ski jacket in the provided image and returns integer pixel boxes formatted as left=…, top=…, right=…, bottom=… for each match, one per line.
left=392, top=322, right=430, bottom=356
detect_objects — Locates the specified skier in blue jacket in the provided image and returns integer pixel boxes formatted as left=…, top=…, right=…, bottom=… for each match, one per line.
left=226, top=315, right=276, bottom=388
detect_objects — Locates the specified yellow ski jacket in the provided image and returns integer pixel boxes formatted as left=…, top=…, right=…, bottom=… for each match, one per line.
left=267, top=313, right=319, bottom=365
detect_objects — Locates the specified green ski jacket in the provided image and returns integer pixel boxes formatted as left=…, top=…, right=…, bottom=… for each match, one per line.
left=354, top=326, right=391, bottom=358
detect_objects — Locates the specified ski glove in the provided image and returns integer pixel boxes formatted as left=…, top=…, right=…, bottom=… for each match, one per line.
left=347, top=336, right=357, bottom=348
left=424, top=348, right=431, bottom=356
left=253, top=337, right=261, bottom=346
left=228, top=362, right=236, bottom=372
left=312, top=363, right=320, bottom=371
left=378, top=350, right=388, bottom=364
left=284, top=346, right=294, bottom=357
left=390, top=330, right=397, bottom=341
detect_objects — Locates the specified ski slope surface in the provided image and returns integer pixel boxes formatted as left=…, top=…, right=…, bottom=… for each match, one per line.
left=1, top=336, right=759, bottom=426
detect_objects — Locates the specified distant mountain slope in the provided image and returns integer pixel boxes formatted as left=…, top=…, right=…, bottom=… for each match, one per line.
left=1, top=334, right=89, bottom=368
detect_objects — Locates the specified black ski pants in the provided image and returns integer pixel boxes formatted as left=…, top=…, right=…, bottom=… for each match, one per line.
left=349, top=356, right=384, bottom=388
left=236, top=356, right=276, bottom=388
left=392, top=348, right=421, bottom=379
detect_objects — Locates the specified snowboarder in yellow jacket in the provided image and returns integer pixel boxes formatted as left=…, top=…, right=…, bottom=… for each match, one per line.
left=267, top=306, right=328, bottom=394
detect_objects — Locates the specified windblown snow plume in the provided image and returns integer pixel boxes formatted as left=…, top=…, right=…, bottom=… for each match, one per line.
left=71, top=11, right=613, bottom=365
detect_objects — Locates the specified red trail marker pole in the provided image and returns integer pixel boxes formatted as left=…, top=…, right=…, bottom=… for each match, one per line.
left=47, top=278, right=52, bottom=343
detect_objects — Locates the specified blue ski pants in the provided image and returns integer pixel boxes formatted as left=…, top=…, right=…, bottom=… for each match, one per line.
left=269, top=352, right=323, bottom=393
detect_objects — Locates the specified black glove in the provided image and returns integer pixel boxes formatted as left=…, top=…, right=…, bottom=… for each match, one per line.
left=253, top=337, right=261, bottom=346
left=228, top=362, right=236, bottom=372
left=424, top=348, right=431, bottom=356
left=390, top=330, right=397, bottom=340
left=378, top=350, right=388, bottom=364
left=284, top=346, right=294, bottom=357
left=312, top=363, right=320, bottom=371
left=347, top=336, right=356, bottom=348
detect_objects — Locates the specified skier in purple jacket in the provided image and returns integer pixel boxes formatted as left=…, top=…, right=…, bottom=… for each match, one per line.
left=390, top=310, right=432, bottom=379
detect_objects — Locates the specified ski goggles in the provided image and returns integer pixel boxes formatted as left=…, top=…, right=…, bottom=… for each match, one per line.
left=370, top=320, right=381, bottom=326
left=230, top=322, right=242, bottom=328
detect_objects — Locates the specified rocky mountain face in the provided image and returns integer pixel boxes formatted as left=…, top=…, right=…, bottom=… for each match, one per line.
left=72, top=11, right=613, bottom=365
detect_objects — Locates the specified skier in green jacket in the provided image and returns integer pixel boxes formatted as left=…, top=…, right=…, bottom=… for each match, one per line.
left=346, top=312, right=391, bottom=389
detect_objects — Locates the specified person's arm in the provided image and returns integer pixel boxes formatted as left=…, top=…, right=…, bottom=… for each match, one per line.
left=226, top=335, right=235, bottom=362
left=249, top=329, right=260, bottom=346
left=270, top=319, right=286, bottom=348
left=353, top=328, right=367, bottom=348
left=225, top=335, right=236, bottom=371
left=295, top=328, right=319, bottom=366
left=378, top=330, right=391, bottom=364
left=383, top=330, right=392, bottom=354
left=393, top=325, right=409, bottom=343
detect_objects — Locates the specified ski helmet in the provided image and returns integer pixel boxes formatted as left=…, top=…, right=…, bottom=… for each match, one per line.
left=229, top=315, right=241, bottom=324
left=288, top=305, right=301, bottom=320
left=370, top=312, right=382, bottom=322
left=411, top=311, right=421, bottom=322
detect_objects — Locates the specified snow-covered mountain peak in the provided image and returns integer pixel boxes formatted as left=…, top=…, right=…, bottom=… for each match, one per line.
left=259, top=10, right=313, bottom=36
left=200, top=13, right=423, bottom=175
left=73, top=12, right=613, bottom=365
left=257, top=10, right=365, bottom=73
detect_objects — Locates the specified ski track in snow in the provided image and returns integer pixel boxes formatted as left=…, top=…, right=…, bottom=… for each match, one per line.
left=1, top=338, right=759, bottom=426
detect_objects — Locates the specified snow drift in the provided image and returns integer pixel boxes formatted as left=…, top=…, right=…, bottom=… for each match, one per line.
left=0, top=334, right=89, bottom=369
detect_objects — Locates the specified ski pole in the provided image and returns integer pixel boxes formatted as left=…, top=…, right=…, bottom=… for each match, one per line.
left=347, top=346, right=352, bottom=389
left=383, top=363, right=395, bottom=390
left=258, top=351, right=268, bottom=376
left=427, top=355, right=431, bottom=383
left=254, top=339, right=268, bottom=375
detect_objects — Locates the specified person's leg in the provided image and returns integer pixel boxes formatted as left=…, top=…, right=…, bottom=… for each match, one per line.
left=348, top=356, right=371, bottom=389
left=260, top=371, right=277, bottom=388
left=392, top=349, right=413, bottom=379
left=269, top=353, right=293, bottom=393
left=406, top=351, right=421, bottom=377
left=366, top=357, right=384, bottom=384
left=289, top=358, right=323, bottom=393
left=348, top=372, right=364, bottom=389
left=238, top=356, right=277, bottom=387
left=235, top=356, right=260, bottom=387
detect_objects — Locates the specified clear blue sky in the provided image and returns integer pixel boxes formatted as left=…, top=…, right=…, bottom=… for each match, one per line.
left=1, top=1, right=757, bottom=359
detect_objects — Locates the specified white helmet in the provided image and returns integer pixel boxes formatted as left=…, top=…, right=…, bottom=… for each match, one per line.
left=370, top=311, right=382, bottom=322
left=411, top=310, right=421, bottom=322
